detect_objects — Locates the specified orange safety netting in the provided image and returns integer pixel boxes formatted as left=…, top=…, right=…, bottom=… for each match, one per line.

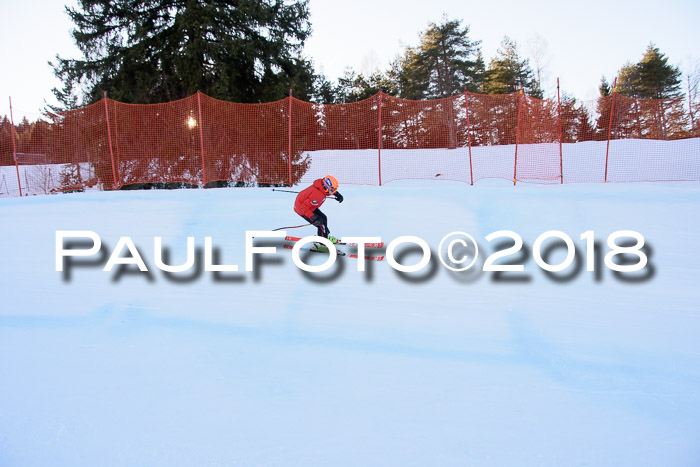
left=1, top=90, right=699, bottom=197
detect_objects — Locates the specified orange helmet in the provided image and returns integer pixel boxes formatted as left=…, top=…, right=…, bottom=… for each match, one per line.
left=322, top=175, right=338, bottom=194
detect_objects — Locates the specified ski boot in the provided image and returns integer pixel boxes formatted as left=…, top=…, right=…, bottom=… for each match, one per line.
left=314, top=235, right=339, bottom=253
left=314, top=242, right=330, bottom=253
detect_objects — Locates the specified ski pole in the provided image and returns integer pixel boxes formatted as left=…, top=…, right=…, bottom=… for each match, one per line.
left=272, top=188, right=300, bottom=194
left=271, top=223, right=311, bottom=231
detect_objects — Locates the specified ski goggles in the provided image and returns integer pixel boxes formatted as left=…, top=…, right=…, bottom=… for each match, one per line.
left=323, top=177, right=337, bottom=194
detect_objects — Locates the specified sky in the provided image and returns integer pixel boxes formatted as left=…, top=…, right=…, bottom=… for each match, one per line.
left=1, top=0, right=698, bottom=121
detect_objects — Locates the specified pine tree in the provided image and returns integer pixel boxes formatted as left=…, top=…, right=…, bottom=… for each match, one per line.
left=473, top=37, right=540, bottom=146
left=617, top=44, right=682, bottom=99
left=0, top=116, right=13, bottom=167
left=334, top=69, right=396, bottom=103
left=560, top=94, right=595, bottom=142
left=390, top=16, right=484, bottom=100
left=311, top=73, right=337, bottom=104
left=482, top=37, right=542, bottom=98
left=615, top=45, right=687, bottom=138
left=50, top=0, right=315, bottom=107
left=594, top=77, right=614, bottom=140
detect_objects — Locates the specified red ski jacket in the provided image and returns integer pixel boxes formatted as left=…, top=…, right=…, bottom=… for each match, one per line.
left=294, top=179, right=330, bottom=218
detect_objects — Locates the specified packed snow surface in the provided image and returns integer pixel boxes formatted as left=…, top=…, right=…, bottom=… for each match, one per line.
left=1, top=178, right=699, bottom=466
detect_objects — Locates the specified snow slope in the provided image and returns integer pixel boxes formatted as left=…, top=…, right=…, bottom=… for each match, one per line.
left=1, top=179, right=699, bottom=466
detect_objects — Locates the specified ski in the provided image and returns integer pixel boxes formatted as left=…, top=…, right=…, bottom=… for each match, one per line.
left=283, top=244, right=384, bottom=262
left=284, top=235, right=384, bottom=248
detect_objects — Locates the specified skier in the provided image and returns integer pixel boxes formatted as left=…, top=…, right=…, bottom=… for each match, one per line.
left=294, top=175, right=344, bottom=250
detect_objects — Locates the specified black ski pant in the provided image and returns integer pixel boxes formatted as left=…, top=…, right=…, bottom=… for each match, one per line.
left=302, top=208, right=329, bottom=238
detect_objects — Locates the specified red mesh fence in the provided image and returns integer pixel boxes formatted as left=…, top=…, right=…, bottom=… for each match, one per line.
left=380, top=94, right=470, bottom=185
left=0, top=101, right=113, bottom=196
left=110, top=95, right=202, bottom=188
left=515, top=93, right=561, bottom=184
left=200, top=94, right=289, bottom=186
left=467, top=92, right=520, bottom=183
left=559, top=97, right=608, bottom=183
left=1, top=89, right=699, bottom=197
left=605, top=95, right=700, bottom=182
left=291, top=94, right=381, bottom=186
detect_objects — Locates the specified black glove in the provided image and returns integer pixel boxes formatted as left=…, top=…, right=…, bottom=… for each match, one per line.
left=334, top=191, right=344, bottom=203
left=309, top=214, right=322, bottom=226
